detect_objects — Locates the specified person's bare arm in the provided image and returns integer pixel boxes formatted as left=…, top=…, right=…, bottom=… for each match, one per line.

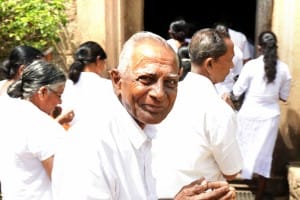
left=55, top=109, right=74, bottom=125
left=221, top=93, right=235, bottom=110
left=223, top=172, right=240, bottom=181
left=52, top=105, right=74, bottom=125
left=41, top=155, right=54, bottom=179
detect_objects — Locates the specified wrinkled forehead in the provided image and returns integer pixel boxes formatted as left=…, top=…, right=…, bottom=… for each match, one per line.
left=130, top=40, right=179, bottom=72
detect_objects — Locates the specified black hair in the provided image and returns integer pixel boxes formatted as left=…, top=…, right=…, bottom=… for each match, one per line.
left=214, top=23, right=230, bottom=38
left=258, top=31, right=278, bottom=83
left=69, top=41, right=107, bottom=84
left=177, top=46, right=191, bottom=81
left=169, top=19, right=189, bottom=43
left=0, top=45, right=44, bottom=79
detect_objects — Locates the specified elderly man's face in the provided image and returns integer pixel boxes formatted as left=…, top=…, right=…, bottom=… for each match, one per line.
left=112, top=40, right=179, bottom=129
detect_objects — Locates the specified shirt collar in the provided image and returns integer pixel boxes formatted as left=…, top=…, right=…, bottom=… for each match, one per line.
left=115, top=101, right=154, bottom=150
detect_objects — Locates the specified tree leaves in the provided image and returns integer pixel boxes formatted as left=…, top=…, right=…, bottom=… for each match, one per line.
left=0, top=0, right=68, bottom=59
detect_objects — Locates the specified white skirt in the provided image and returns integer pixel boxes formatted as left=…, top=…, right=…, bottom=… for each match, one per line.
left=237, top=115, right=280, bottom=179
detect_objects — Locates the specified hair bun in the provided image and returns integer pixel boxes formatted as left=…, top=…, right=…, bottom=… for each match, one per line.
left=76, top=47, right=92, bottom=61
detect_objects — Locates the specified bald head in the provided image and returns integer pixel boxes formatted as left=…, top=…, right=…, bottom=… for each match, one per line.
left=118, top=31, right=179, bottom=74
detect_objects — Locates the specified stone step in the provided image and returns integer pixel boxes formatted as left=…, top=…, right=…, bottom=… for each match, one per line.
left=229, top=175, right=289, bottom=199
left=235, top=190, right=255, bottom=200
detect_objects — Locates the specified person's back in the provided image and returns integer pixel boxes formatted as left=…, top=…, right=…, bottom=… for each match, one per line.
left=62, top=73, right=113, bottom=126
left=228, top=28, right=251, bottom=63
left=234, top=57, right=290, bottom=118
left=233, top=31, right=291, bottom=119
left=61, top=41, right=113, bottom=127
left=0, top=97, right=65, bottom=200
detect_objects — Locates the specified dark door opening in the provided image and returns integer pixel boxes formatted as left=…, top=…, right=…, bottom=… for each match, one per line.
left=144, top=0, right=256, bottom=43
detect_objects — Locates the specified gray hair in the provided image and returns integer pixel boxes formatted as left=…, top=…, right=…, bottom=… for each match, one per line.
left=189, top=28, right=227, bottom=66
left=7, top=60, right=66, bottom=99
left=117, top=31, right=177, bottom=74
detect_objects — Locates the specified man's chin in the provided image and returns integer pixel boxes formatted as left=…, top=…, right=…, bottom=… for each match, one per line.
left=143, top=115, right=167, bottom=125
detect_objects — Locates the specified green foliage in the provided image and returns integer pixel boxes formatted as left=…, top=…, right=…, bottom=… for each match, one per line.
left=0, top=0, right=68, bottom=59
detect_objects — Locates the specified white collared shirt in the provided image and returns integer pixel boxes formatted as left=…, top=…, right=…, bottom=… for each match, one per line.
left=152, top=72, right=243, bottom=198
left=52, top=99, right=157, bottom=200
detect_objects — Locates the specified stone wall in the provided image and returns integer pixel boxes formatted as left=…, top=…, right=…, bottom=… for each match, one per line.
left=288, top=163, right=300, bottom=199
left=53, top=0, right=143, bottom=78
left=271, top=0, right=300, bottom=176
left=271, top=0, right=300, bottom=198
left=51, top=0, right=78, bottom=72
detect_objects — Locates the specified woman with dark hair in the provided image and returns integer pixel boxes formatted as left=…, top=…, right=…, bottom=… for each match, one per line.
left=61, top=41, right=113, bottom=127
left=0, top=45, right=44, bottom=96
left=167, top=19, right=189, bottom=53
left=231, top=31, right=292, bottom=200
left=0, top=60, right=67, bottom=199
left=68, top=41, right=107, bottom=83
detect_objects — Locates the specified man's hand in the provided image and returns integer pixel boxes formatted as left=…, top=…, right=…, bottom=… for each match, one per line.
left=174, top=178, right=236, bottom=200
left=221, top=93, right=235, bottom=110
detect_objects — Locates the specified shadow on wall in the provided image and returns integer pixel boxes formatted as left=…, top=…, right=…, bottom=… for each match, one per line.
left=264, top=107, right=300, bottom=197
left=272, top=107, right=300, bottom=176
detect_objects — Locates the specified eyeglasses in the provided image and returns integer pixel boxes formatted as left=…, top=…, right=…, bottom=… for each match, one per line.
left=47, top=87, right=62, bottom=99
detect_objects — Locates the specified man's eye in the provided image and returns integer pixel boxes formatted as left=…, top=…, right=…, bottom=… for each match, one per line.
left=136, top=76, right=155, bottom=85
left=165, top=79, right=178, bottom=89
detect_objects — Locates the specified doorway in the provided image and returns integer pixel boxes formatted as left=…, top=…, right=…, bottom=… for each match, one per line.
left=144, top=0, right=257, bottom=43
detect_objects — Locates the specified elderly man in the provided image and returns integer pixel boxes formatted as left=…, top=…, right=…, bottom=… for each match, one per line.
left=52, top=31, right=235, bottom=200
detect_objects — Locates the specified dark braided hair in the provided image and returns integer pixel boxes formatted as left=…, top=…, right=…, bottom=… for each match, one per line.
left=68, top=41, right=107, bottom=83
left=258, top=31, right=278, bottom=83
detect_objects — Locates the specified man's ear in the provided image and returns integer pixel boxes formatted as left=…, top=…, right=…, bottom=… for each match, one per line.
left=110, top=69, right=122, bottom=96
left=203, top=57, right=213, bottom=74
left=110, top=69, right=121, bottom=86
left=204, top=57, right=213, bottom=69
left=179, top=67, right=183, bottom=78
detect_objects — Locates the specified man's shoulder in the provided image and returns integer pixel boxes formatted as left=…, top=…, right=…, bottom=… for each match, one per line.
left=229, top=28, right=247, bottom=39
left=181, top=72, right=215, bottom=87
